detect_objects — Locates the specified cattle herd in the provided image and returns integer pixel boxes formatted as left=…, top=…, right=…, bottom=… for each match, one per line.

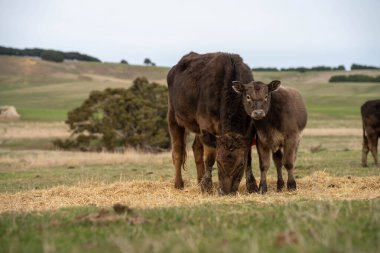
left=167, top=52, right=380, bottom=196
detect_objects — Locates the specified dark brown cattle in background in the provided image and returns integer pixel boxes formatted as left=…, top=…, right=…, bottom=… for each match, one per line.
left=167, top=52, right=258, bottom=195
left=232, top=80, right=307, bottom=193
left=361, top=99, right=380, bottom=167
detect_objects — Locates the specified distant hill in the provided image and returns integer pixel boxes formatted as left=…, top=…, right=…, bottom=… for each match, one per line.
left=0, top=45, right=100, bottom=62
left=1, top=55, right=379, bottom=123
left=0, top=55, right=169, bottom=81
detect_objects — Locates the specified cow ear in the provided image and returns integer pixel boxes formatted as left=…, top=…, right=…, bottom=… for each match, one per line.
left=268, top=80, right=281, bottom=92
left=232, top=81, right=245, bottom=94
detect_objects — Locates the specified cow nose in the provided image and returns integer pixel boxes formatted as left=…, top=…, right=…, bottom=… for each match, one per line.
left=251, top=110, right=265, bottom=119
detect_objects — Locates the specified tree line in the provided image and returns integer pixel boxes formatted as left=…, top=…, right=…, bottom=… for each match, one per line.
left=253, top=64, right=380, bottom=72
left=0, top=45, right=100, bottom=62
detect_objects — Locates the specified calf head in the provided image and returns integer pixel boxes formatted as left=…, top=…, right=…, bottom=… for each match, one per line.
left=232, top=80, right=281, bottom=120
left=216, top=133, right=249, bottom=195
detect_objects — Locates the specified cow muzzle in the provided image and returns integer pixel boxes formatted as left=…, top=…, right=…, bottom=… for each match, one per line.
left=251, top=110, right=265, bottom=120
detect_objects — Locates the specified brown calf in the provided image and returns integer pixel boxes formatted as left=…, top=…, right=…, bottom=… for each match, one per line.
left=233, top=80, right=307, bottom=193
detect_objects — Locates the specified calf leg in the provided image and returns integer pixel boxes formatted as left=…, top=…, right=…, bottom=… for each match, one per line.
left=273, top=149, right=284, bottom=192
left=168, top=109, right=186, bottom=189
left=245, top=149, right=258, bottom=193
left=283, top=137, right=299, bottom=191
left=257, top=140, right=270, bottom=194
left=200, top=145, right=216, bottom=193
left=192, top=135, right=205, bottom=183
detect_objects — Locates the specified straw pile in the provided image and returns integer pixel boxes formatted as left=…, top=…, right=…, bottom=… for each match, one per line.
left=1, top=171, right=379, bottom=213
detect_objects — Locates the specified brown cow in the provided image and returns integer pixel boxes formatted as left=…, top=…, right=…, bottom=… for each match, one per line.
left=361, top=99, right=380, bottom=167
left=167, top=52, right=258, bottom=195
left=232, top=80, right=307, bottom=193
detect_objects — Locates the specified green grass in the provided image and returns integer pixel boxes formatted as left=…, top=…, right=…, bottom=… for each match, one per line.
left=0, top=148, right=378, bottom=194
left=1, top=200, right=379, bottom=253
left=17, top=108, right=68, bottom=121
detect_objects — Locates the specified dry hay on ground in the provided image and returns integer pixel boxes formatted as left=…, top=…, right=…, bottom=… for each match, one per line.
left=1, top=171, right=379, bottom=213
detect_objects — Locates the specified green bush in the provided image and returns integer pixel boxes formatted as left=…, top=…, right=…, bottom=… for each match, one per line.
left=54, top=77, right=170, bottom=152
left=351, top=64, right=379, bottom=70
left=329, top=74, right=380, bottom=83
left=41, top=50, right=64, bottom=62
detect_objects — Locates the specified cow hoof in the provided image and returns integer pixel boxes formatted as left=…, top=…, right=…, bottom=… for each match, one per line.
left=201, top=177, right=212, bottom=193
left=258, top=181, right=267, bottom=194
left=362, top=163, right=368, bottom=168
left=287, top=180, right=297, bottom=191
left=277, top=179, right=285, bottom=192
left=247, top=181, right=259, bottom=193
left=174, top=180, right=184, bottom=190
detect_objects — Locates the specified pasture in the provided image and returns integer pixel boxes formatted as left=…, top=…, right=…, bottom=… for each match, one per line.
left=0, top=56, right=380, bottom=252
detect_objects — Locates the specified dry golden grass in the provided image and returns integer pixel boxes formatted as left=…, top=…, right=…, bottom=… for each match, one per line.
left=0, top=120, right=362, bottom=140
left=303, top=128, right=362, bottom=136
left=0, top=149, right=171, bottom=170
left=0, top=122, right=70, bottom=139
left=1, top=171, right=379, bottom=213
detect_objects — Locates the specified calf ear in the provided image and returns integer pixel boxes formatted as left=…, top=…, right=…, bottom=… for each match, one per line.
left=232, top=81, right=245, bottom=94
left=268, top=80, right=281, bottom=92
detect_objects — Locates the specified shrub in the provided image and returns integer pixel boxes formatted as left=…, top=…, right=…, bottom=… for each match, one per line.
left=41, top=50, right=64, bottom=62
left=120, top=59, right=128, bottom=64
left=54, top=77, right=170, bottom=152
left=329, top=75, right=380, bottom=82
left=351, top=64, right=379, bottom=70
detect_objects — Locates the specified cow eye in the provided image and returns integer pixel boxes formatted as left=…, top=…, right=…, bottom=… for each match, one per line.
left=246, top=95, right=251, bottom=100
left=264, top=95, right=268, bottom=101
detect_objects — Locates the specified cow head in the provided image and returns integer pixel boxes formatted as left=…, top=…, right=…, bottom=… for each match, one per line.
left=232, top=80, right=281, bottom=120
left=216, top=132, right=249, bottom=195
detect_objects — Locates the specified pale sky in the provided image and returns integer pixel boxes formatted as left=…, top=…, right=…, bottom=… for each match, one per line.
left=0, top=0, right=379, bottom=68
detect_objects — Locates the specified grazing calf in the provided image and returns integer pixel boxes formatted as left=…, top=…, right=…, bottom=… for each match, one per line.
left=361, top=99, right=380, bottom=167
left=167, top=52, right=258, bottom=195
left=232, top=80, right=307, bottom=193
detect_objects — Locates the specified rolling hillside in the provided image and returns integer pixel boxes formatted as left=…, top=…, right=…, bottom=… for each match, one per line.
left=0, top=55, right=379, bottom=126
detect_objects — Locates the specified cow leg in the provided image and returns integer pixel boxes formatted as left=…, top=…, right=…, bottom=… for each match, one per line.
left=257, top=140, right=270, bottom=194
left=368, top=134, right=379, bottom=167
left=192, top=135, right=205, bottom=183
left=245, top=149, right=258, bottom=193
left=273, top=149, right=284, bottom=192
left=200, top=145, right=215, bottom=193
left=283, top=137, right=299, bottom=191
left=362, top=134, right=369, bottom=167
left=168, top=109, right=186, bottom=189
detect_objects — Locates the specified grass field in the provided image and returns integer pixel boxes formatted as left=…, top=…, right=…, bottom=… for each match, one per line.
left=1, top=56, right=380, bottom=252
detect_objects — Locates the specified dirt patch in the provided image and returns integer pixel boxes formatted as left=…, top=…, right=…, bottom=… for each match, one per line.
left=0, top=171, right=379, bottom=213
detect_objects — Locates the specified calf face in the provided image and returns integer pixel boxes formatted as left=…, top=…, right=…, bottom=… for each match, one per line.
left=232, top=80, right=281, bottom=120
left=216, top=133, right=248, bottom=195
